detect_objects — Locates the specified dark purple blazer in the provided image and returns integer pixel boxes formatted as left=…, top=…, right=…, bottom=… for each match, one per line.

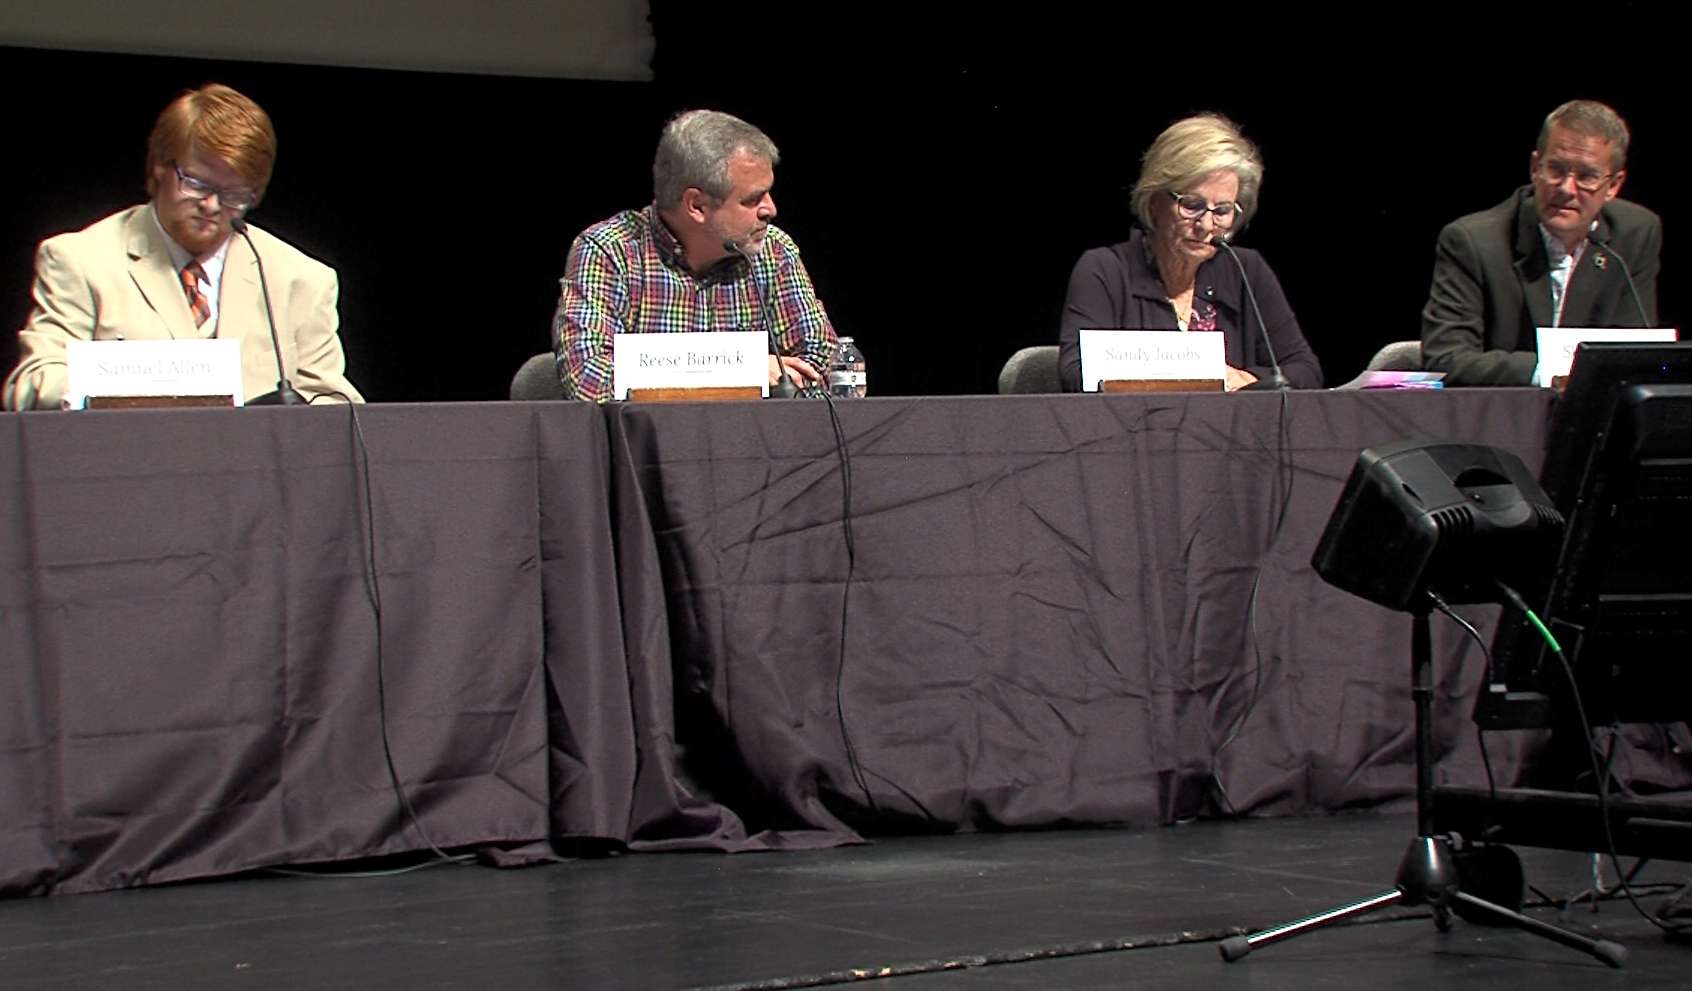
left=1058, top=228, right=1323, bottom=392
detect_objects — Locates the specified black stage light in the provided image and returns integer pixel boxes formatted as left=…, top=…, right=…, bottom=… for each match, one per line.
left=1311, top=440, right=1561, bottom=614
left=1220, top=441, right=1625, bottom=969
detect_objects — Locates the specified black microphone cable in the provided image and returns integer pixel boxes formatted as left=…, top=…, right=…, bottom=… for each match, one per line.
left=1208, top=235, right=1297, bottom=818
left=723, top=237, right=797, bottom=399
left=271, top=393, right=474, bottom=878
left=1211, top=235, right=1289, bottom=392
left=817, top=389, right=874, bottom=812
left=1426, top=589, right=1502, bottom=838
left=1585, top=232, right=1653, bottom=328
left=723, top=233, right=890, bottom=813
left=1495, top=578, right=1688, bottom=934
left=229, top=216, right=303, bottom=406
left=815, top=375, right=937, bottom=825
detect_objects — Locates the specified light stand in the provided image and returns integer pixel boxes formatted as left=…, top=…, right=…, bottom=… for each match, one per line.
left=1220, top=602, right=1625, bottom=966
left=1222, top=439, right=1626, bottom=968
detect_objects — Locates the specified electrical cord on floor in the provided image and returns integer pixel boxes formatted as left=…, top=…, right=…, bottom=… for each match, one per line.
left=1527, top=863, right=1684, bottom=913
left=1570, top=856, right=1652, bottom=909
left=689, top=905, right=1435, bottom=991
left=1495, top=578, right=1688, bottom=934
left=1432, top=586, right=1689, bottom=933
left=266, top=856, right=468, bottom=880
left=1655, top=882, right=1692, bottom=929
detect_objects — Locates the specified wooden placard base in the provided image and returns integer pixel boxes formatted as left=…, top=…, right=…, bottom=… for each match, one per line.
left=626, top=386, right=763, bottom=402
left=1099, top=378, right=1224, bottom=394
left=86, top=395, right=235, bottom=409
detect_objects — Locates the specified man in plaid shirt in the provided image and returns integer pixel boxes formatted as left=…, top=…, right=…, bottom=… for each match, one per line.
left=552, top=110, right=839, bottom=401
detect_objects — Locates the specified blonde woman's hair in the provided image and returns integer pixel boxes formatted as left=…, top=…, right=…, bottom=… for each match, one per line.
left=1130, top=113, right=1263, bottom=230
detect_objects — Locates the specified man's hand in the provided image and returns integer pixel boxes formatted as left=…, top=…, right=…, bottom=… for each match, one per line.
left=769, top=355, right=822, bottom=388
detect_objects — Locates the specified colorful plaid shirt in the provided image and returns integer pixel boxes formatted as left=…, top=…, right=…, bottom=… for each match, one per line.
left=552, top=205, right=838, bottom=402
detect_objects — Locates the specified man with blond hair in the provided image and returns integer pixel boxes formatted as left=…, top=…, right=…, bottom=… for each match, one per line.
left=4, top=83, right=362, bottom=409
left=1421, top=100, right=1662, bottom=386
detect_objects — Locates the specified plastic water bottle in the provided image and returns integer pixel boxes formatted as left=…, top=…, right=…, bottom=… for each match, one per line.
left=827, top=336, right=867, bottom=398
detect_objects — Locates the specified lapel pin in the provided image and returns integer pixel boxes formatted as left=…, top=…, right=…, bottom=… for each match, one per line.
left=1594, top=252, right=1608, bottom=270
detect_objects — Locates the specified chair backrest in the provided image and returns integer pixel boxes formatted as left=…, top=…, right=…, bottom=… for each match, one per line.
left=1366, top=340, right=1424, bottom=372
left=510, top=352, right=568, bottom=400
left=997, top=345, right=1062, bottom=394
left=1336, top=340, right=1424, bottom=390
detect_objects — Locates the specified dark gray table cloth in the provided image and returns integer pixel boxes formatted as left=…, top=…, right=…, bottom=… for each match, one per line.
left=13, top=389, right=1681, bottom=897
left=0, top=403, right=632, bottom=894
left=607, top=390, right=1562, bottom=838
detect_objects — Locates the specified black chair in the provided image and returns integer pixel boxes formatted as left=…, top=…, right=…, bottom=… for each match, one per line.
left=510, top=352, right=569, bottom=400
left=1336, top=340, right=1423, bottom=389
left=996, top=345, right=1062, bottom=394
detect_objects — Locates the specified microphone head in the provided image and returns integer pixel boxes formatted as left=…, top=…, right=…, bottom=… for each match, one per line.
left=229, top=216, right=249, bottom=234
left=723, top=235, right=768, bottom=261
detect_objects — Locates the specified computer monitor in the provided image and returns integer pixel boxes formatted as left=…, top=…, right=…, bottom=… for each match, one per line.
left=1475, top=343, right=1692, bottom=730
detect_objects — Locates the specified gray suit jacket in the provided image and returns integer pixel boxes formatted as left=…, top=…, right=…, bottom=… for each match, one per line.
left=1421, top=185, right=1661, bottom=386
left=4, top=205, right=363, bottom=409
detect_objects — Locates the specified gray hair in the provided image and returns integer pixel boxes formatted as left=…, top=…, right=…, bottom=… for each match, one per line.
left=652, top=109, right=780, bottom=209
left=1130, top=114, right=1264, bottom=231
left=1538, top=100, right=1630, bottom=172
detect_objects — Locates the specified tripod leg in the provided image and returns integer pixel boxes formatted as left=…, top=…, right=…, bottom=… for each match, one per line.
left=1220, top=889, right=1403, bottom=962
left=1221, top=612, right=1630, bottom=968
left=1450, top=891, right=1627, bottom=968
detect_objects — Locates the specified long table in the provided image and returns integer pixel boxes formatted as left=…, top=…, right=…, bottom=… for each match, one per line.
left=13, top=388, right=1659, bottom=897
left=606, top=390, right=1561, bottom=836
left=0, top=403, right=641, bottom=894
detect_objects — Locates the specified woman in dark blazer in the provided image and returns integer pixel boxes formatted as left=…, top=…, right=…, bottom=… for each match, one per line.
left=1058, top=114, right=1322, bottom=392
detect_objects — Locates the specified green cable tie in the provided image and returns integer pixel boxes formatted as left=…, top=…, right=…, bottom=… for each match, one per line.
left=1522, top=605, right=1563, bottom=655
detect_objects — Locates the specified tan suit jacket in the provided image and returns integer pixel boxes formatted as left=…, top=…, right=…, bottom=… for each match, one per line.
left=4, top=205, right=363, bottom=409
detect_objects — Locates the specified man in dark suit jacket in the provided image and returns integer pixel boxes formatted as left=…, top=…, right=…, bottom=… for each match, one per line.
left=1422, top=100, right=1661, bottom=386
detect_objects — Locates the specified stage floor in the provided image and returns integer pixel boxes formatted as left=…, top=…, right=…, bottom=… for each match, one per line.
left=2, top=812, right=1687, bottom=990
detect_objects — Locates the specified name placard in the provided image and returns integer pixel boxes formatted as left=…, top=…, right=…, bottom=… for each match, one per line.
left=65, top=339, right=243, bottom=409
left=1079, top=329, right=1226, bottom=392
left=1533, top=327, right=1678, bottom=387
left=613, top=331, right=768, bottom=399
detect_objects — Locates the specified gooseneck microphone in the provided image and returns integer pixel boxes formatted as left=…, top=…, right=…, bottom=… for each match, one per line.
left=230, top=216, right=304, bottom=406
left=1585, top=231, right=1652, bottom=328
left=724, top=237, right=797, bottom=399
left=1210, top=235, right=1289, bottom=391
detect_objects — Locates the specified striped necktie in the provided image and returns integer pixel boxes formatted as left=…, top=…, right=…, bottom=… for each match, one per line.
left=182, top=262, right=211, bottom=328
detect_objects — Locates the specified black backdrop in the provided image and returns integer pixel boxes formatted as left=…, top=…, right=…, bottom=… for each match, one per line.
left=2, top=7, right=1684, bottom=401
